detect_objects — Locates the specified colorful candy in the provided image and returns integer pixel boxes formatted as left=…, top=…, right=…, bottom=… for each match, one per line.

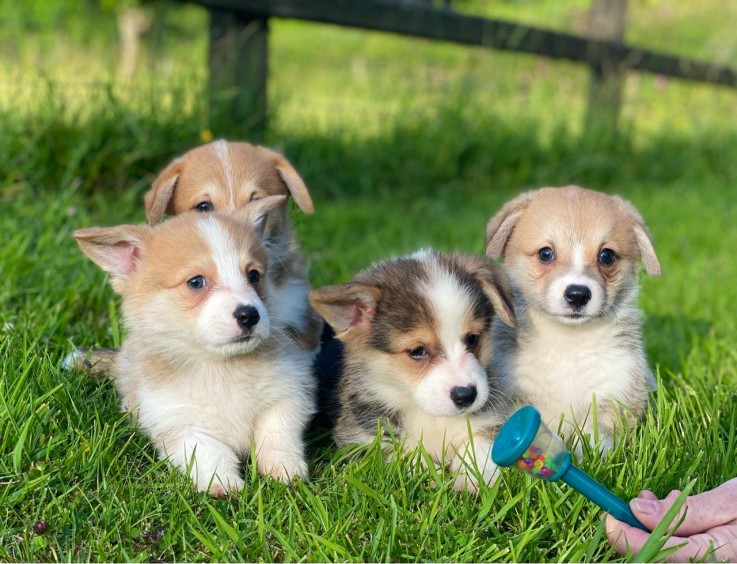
left=514, top=446, right=561, bottom=478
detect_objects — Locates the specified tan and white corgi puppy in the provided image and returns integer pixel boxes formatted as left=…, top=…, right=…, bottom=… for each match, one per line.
left=310, top=251, right=517, bottom=492
left=485, top=186, right=661, bottom=455
left=67, top=140, right=323, bottom=375
left=73, top=196, right=315, bottom=496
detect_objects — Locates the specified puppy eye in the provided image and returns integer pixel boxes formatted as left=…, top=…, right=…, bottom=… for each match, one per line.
left=187, top=275, right=206, bottom=290
left=407, top=346, right=429, bottom=360
left=195, top=201, right=213, bottom=212
left=249, top=193, right=263, bottom=202
left=464, top=333, right=480, bottom=349
left=598, top=248, right=616, bottom=265
left=246, top=270, right=260, bottom=284
left=538, top=247, right=555, bottom=263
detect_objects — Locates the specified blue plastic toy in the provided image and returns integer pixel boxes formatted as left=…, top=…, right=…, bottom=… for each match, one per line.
left=491, top=405, right=648, bottom=532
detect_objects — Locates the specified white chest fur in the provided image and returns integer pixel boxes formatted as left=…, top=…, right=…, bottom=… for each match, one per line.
left=510, top=313, right=639, bottom=438
left=119, top=351, right=313, bottom=455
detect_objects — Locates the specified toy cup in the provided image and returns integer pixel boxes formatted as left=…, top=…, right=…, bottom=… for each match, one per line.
left=492, top=405, right=648, bottom=532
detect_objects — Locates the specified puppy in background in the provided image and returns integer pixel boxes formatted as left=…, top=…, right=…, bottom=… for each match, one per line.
left=67, top=140, right=323, bottom=375
left=73, top=196, right=315, bottom=496
left=310, top=251, right=517, bottom=492
left=485, top=185, right=660, bottom=455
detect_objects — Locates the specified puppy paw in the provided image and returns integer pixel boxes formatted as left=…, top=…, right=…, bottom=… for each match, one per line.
left=452, top=464, right=498, bottom=494
left=451, top=439, right=498, bottom=493
left=453, top=473, right=480, bottom=494
left=61, top=349, right=85, bottom=371
left=61, top=347, right=116, bottom=376
left=204, top=473, right=245, bottom=497
left=257, top=452, right=308, bottom=483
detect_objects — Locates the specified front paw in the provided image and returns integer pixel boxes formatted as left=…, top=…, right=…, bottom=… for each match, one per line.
left=257, top=451, right=308, bottom=483
left=207, top=474, right=245, bottom=498
left=452, top=463, right=499, bottom=493
left=452, top=439, right=498, bottom=493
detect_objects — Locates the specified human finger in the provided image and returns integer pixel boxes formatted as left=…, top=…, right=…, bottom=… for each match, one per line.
left=659, top=530, right=737, bottom=563
left=605, top=514, right=652, bottom=555
left=631, top=485, right=737, bottom=536
left=637, top=490, right=658, bottom=501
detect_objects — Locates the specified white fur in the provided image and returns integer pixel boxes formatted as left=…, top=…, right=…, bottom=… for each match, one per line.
left=194, top=218, right=270, bottom=355
left=110, top=214, right=315, bottom=495
left=411, top=266, right=489, bottom=416
left=119, top=347, right=314, bottom=494
left=271, top=279, right=311, bottom=338
left=399, top=404, right=500, bottom=491
left=507, top=310, right=636, bottom=445
left=212, top=140, right=235, bottom=202
left=545, top=272, right=605, bottom=319
left=62, top=348, right=83, bottom=371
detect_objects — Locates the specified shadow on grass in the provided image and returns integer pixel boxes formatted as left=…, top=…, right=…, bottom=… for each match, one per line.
left=2, top=92, right=736, bottom=206
left=275, top=104, right=737, bottom=203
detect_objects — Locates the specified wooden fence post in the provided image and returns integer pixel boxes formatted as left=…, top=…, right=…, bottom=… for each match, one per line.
left=586, top=0, right=627, bottom=133
left=208, top=8, right=268, bottom=138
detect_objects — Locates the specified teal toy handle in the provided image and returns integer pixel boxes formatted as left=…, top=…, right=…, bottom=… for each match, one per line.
left=562, top=466, right=649, bottom=532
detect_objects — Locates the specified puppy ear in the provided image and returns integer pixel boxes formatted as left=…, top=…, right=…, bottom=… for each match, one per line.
left=236, top=194, right=288, bottom=238
left=74, top=225, right=152, bottom=292
left=474, top=262, right=517, bottom=328
left=264, top=149, right=314, bottom=214
left=309, top=283, right=381, bottom=340
left=144, top=158, right=183, bottom=225
left=615, top=196, right=662, bottom=276
left=485, top=191, right=535, bottom=259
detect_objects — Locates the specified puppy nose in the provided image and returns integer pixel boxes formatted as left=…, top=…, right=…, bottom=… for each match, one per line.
left=234, top=305, right=260, bottom=329
left=450, top=385, right=477, bottom=408
left=564, top=284, right=592, bottom=308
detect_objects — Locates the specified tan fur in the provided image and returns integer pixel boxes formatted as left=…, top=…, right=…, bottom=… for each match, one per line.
left=486, top=185, right=660, bottom=455
left=73, top=199, right=315, bottom=495
left=144, top=141, right=321, bottom=352
left=67, top=140, right=322, bottom=376
left=143, top=141, right=313, bottom=223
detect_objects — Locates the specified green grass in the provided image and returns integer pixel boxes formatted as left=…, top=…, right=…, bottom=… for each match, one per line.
left=2, top=1, right=737, bottom=561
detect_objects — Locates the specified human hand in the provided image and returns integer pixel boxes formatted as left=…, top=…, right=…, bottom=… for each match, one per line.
left=606, top=478, right=737, bottom=562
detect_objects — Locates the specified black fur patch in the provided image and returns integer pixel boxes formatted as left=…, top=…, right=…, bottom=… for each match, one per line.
left=347, top=393, right=403, bottom=436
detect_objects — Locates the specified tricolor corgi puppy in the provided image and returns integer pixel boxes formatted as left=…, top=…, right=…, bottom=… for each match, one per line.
left=73, top=196, right=315, bottom=496
left=485, top=186, right=660, bottom=455
left=310, top=251, right=517, bottom=492
left=66, top=140, right=322, bottom=375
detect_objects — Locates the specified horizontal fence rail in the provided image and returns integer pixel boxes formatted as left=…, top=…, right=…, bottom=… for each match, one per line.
left=173, top=0, right=737, bottom=135
left=186, top=0, right=737, bottom=87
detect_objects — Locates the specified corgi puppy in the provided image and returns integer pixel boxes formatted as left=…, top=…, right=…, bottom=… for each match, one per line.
left=310, top=251, right=517, bottom=492
left=66, top=140, right=323, bottom=375
left=485, top=186, right=660, bottom=455
left=73, top=196, right=315, bottom=496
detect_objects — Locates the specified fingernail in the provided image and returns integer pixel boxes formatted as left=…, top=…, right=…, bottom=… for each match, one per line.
left=633, top=499, right=658, bottom=514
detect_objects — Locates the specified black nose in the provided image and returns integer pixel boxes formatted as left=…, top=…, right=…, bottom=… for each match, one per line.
left=234, top=305, right=260, bottom=329
left=564, top=284, right=592, bottom=308
left=450, top=385, right=477, bottom=408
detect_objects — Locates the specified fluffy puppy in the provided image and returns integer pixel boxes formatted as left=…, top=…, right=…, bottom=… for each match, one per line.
left=67, top=139, right=323, bottom=375
left=310, top=251, right=517, bottom=492
left=73, top=196, right=315, bottom=496
left=485, top=185, right=660, bottom=454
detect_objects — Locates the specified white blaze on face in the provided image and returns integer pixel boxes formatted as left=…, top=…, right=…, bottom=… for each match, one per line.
left=212, top=140, right=236, bottom=208
left=196, top=217, right=269, bottom=354
left=412, top=263, right=489, bottom=417
left=546, top=241, right=605, bottom=319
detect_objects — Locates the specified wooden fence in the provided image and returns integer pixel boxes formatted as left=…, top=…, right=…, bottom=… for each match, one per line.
left=172, top=0, right=737, bottom=136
